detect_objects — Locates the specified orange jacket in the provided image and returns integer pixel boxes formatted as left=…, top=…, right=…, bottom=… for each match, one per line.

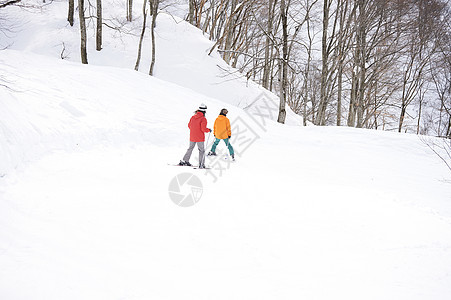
left=213, top=115, right=231, bottom=139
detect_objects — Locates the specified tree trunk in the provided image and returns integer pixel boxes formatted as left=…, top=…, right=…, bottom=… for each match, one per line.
left=96, top=0, right=102, bottom=51
left=446, top=116, right=451, bottom=138
left=347, top=71, right=358, bottom=127
left=149, top=0, right=159, bottom=76
left=337, top=66, right=343, bottom=126
left=127, top=0, right=133, bottom=22
left=78, top=0, right=88, bottom=64
left=316, top=0, right=330, bottom=125
left=277, top=0, right=288, bottom=124
left=68, top=0, right=74, bottom=26
left=336, top=0, right=347, bottom=126
left=188, top=0, right=196, bottom=26
left=0, top=0, right=21, bottom=8
left=303, top=3, right=314, bottom=126
left=373, top=85, right=378, bottom=130
left=417, top=97, right=423, bottom=134
left=398, top=105, right=406, bottom=133
left=303, top=47, right=312, bottom=126
left=262, top=0, right=275, bottom=90
left=223, top=0, right=237, bottom=64
left=355, top=0, right=367, bottom=128
left=135, top=0, right=148, bottom=71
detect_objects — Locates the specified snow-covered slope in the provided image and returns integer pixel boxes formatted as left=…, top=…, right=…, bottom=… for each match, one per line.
left=2, top=0, right=301, bottom=125
left=0, top=49, right=221, bottom=174
left=1, top=1, right=451, bottom=299
left=1, top=48, right=451, bottom=299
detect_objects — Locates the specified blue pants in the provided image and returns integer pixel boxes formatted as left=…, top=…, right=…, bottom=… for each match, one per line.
left=211, top=138, right=234, bottom=155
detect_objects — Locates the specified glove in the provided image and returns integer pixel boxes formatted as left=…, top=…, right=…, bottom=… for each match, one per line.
left=228, top=136, right=231, bottom=139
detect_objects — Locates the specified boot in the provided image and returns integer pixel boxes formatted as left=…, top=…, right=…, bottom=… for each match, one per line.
left=179, top=160, right=192, bottom=166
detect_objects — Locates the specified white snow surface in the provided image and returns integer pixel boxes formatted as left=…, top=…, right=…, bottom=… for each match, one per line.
left=1, top=1, right=451, bottom=299
left=1, top=0, right=301, bottom=125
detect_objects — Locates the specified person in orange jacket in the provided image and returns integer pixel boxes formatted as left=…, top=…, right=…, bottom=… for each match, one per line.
left=179, top=104, right=212, bottom=168
left=207, top=108, right=235, bottom=160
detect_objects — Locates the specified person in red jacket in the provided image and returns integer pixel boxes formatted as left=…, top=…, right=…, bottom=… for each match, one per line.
left=179, top=103, right=212, bottom=168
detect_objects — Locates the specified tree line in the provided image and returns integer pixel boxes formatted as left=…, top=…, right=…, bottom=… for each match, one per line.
left=188, top=0, right=450, bottom=136
left=4, top=0, right=448, bottom=136
left=66, top=0, right=160, bottom=75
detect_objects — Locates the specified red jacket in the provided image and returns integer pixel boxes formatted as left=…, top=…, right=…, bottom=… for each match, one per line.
left=188, top=112, right=210, bottom=142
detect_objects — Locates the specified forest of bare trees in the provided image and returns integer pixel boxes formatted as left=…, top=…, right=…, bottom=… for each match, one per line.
left=9, top=0, right=448, bottom=137
left=187, top=0, right=450, bottom=137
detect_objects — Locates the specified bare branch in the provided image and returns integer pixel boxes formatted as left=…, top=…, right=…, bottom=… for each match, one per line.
left=0, top=0, right=21, bottom=8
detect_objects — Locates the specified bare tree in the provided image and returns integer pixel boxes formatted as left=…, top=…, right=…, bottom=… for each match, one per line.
left=222, top=0, right=238, bottom=64
left=429, top=4, right=451, bottom=137
left=262, top=0, right=277, bottom=90
left=0, top=0, right=21, bottom=8
left=188, top=0, right=195, bottom=25
left=277, top=0, right=288, bottom=123
left=151, top=0, right=449, bottom=135
left=126, top=0, right=133, bottom=22
left=398, top=0, right=444, bottom=132
left=316, top=0, right=333, bottom=126
left=346, top=0, right=404, bottom=129
left=78, top=0, right=88, bottom=64
left=149, top=0, right=159, bottom=76
left=209, top=0, right=252, bottom=65
left=135, top=0, right=149, bottom=71
left=68, top=0, right=74, bottom=26
left=96, top=0, right=102, bottom=51
left=335, top=0, right=354, bottom=126
left=431, top=61, right=451, bottom=137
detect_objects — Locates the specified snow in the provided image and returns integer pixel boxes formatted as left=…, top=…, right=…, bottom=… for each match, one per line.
left=1, top=0, right=300, bottom=125
left=1, top=1, right=451, bottom=299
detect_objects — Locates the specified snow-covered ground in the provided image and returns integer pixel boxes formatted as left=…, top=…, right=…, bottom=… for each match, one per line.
left=1, top=1, right=451, bottom=299
left=1, top=0, right=300, bottom=124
